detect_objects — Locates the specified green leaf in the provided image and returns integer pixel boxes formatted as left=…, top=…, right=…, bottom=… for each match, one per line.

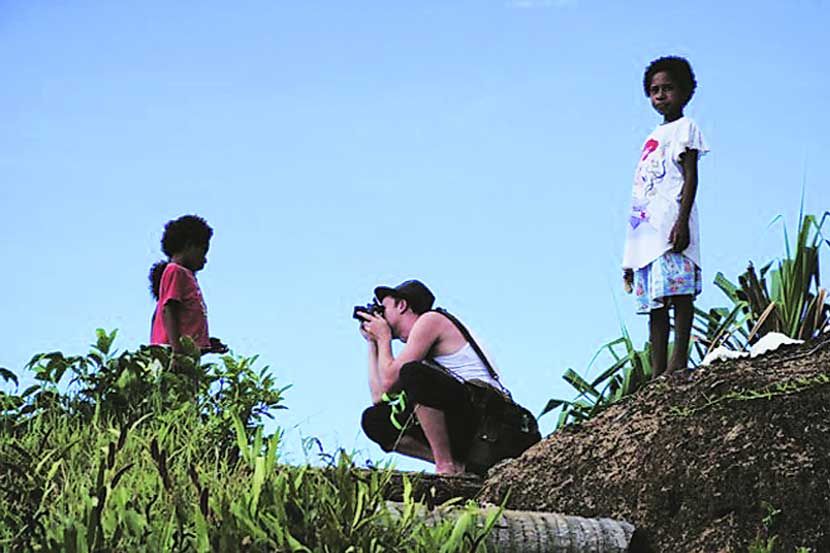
left=352, top=485, right=366, bottom=531
left=562, top=368, right=600, bottom=399
left=193, top=504, right=211, bottom=553
left=714, top=271, right=742, bottom=304
left=286, top=532, right=311, bottom=553
left=440, top=510, right=474, bottom=553
left=122, top=510, right=146, bottom=536
left=539, top=398, right=566, bottom=417
left=0, top=367, right=18, bottom=387
left=590, top=355, right=632, bottom=390
left=94, top=328, right=117, bottom=355
left=251, top=455, right=266, bottom=515
left=232, top=413, right=251, bottom=466
left=481, top=504, right=504, bottom=535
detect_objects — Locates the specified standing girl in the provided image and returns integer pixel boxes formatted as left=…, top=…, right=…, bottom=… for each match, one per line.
left=149, top=214, right=227, bottom=354
left=623, top=56, right=709, bottom=377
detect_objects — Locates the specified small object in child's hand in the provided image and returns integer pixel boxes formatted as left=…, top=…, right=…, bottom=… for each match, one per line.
left=209, top=337, right=229, bottom=354
left=623, top=269, right=634, bottom=294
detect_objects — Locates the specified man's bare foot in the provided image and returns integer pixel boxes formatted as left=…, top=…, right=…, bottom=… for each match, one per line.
left=435, top=461, right=466, bottom=475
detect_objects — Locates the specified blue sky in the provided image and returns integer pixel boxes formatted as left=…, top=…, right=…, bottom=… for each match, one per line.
left=2, top=0, right=829, bottom=471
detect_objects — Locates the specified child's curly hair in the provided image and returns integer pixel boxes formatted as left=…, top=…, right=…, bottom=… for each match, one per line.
left=643, top=56, right=697, bottom=105
left=148, top=215, right=213, bottom=299
left=161, top=214, right=213, bottom=258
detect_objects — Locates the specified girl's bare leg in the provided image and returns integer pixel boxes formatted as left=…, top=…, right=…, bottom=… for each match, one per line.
left=670, top=295, right=694, bottom=372
left=649, top=306, right=670, bottom=378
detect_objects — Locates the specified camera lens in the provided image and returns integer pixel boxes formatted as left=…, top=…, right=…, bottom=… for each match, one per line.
left=352, top=306, right=366, bottom=320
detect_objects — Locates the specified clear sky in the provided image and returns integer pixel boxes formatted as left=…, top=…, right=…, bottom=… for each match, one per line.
left=2, top=0, right=829, bottom=471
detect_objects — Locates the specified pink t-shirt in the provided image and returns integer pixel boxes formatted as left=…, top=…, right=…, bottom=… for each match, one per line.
left=150, top=263, right=210, bottom=349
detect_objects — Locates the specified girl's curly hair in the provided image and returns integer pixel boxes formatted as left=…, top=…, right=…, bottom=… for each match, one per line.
left=643, top=56, right=697, bottom=105
left=161, top=214, right=213, bottom=258
left=148, top=261, right=168, bottom=300
left=148, top=215, right=213, bottom=299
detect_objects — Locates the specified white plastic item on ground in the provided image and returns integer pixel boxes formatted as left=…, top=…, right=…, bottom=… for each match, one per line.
left=749, top=332, right=804, bottom=358
left=701, top=346, right=749, bottom=366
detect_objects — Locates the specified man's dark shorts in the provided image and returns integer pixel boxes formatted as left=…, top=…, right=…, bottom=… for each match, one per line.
left=361, top=361, right=478, bottom=460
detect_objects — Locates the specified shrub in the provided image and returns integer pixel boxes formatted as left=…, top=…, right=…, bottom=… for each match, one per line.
left=0, top=332, right=493, bottom=551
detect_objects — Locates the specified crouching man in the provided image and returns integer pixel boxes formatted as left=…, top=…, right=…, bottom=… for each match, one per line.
left=357, top=279, right=518, bottom=475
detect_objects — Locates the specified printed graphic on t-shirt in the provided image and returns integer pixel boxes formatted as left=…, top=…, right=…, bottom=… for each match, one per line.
left=630, top=138, right=666, bottom=230
left=622, top=117, right=707, bottom=271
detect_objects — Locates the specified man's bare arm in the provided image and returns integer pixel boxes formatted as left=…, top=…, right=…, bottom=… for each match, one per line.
left=363, top=312, right=442, bottom=395
left=366, top=340, right=385, bottom=404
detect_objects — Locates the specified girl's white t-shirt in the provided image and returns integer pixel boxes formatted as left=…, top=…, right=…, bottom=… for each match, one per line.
left=622, top=116, right=709, bottom=270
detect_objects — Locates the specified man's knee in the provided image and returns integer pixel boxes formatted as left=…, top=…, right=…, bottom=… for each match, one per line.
left=361, top=405, right=394, bottom=452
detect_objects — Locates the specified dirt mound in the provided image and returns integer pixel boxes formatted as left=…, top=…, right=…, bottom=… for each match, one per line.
left=481, top=335, right=830, bottom=552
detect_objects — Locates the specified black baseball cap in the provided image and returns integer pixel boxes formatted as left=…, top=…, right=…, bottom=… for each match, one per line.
left=374, top=280, right=435, bottom=314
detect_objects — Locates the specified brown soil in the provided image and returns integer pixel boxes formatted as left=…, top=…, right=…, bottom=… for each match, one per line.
left=481, top=334, right=830, bottom=553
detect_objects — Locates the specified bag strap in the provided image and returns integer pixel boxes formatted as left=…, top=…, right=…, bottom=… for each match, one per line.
left=431, top=308, right=510, bottom=397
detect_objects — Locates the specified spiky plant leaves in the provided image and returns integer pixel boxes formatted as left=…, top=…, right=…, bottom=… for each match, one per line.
left=544, top=211, right=829, bottom=431
left=539, top=398, right=566, bottom=418
left=712, top=211, right=829, bottom=344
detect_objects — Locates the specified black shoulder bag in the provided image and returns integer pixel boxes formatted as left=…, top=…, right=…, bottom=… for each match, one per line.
left=432, top=308, right=541, bottom=475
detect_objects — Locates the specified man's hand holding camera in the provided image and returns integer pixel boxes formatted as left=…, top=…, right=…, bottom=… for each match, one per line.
left=354, top=300, right=390, bottom=342
left=358, top=311, right=391, bottom=343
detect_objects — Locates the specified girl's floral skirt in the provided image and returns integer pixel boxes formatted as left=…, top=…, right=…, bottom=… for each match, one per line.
left=634, top=252, right=701, bottom=314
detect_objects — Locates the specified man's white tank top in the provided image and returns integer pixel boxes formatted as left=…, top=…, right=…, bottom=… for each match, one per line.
left=431, top=342, right=506, bottom=392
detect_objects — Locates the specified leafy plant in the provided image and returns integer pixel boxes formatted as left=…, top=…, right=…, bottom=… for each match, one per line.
left=2, top=330, right=287, bottom=449
left=691, top=298, right=748, bottom=361
left=543, top=210, right=829, bottom=429
left=1, top=332, right=495, bottom=551
left=690, top=210, right=828, bottom=362
left=540, top=324, right=658, bottom=428
left=745, top=502, right=814, bottom=553
left=747, top=536, right=777, bottom=553
left=0, top=404, right=493, bottom=551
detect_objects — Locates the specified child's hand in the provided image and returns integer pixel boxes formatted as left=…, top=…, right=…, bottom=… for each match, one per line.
left=669, top=219, right=690, bottom=253
left=623, top=268, right=634, bottom=294
left=208, top=337, right=229, bottom=354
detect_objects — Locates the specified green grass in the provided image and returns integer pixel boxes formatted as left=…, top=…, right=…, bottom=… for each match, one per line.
left=0, top=334, right=497, bottom=552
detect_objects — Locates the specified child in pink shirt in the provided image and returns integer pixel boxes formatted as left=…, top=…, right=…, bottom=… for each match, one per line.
left=149, top=215, right=227, bottom=354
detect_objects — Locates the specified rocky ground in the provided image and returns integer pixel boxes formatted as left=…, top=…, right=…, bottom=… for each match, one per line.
left=480, top=334, right=830, bottom=552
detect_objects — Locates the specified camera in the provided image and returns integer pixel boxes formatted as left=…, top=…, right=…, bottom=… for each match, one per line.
left=353, top=299, right=385, bottom=320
